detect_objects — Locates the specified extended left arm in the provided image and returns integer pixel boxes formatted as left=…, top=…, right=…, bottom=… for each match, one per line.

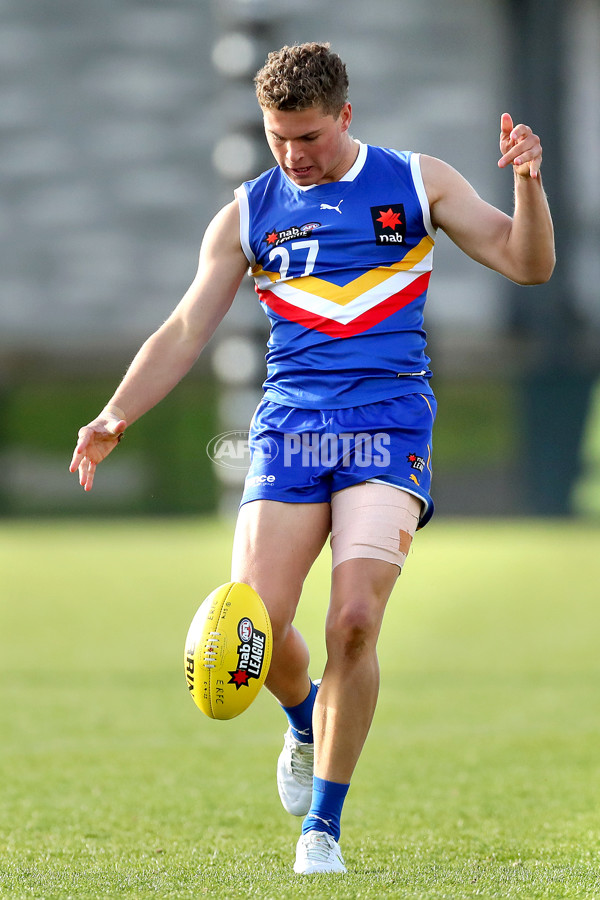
left=422, top=113, right=555, bottom=285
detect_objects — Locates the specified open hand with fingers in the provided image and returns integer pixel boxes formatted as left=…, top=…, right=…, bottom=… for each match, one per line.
left=498, top=112, right=542, bottom=179
left=69, top=406, right=127, bottom=492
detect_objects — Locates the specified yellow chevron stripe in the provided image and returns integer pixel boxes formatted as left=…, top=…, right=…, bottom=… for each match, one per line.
left=252, top=234, right=434, bottom=307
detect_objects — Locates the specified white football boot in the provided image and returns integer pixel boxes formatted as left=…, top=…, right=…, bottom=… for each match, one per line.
left=276, top=726, right=314, bottom=816
left=293, top=830, right=347, bottom=875
left=277, top=679, right=320, bottom=816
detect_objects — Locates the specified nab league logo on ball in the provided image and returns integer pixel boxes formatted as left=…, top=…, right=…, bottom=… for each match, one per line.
left=228, top=618, right=268, bottom=690
left=206, top=430, right=279, bottom=471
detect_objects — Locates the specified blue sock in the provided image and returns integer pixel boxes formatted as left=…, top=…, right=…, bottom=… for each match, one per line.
left=302, top=776, right=350, bottom=842
left=281, top=680, right=318, bottom=743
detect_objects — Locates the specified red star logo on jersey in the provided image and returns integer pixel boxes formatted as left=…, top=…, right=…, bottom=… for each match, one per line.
left=370, top=203, right=407, bottom=245
left=377, top=208, right=403, bottom=230
left=265, top=230, right=279, bottom=245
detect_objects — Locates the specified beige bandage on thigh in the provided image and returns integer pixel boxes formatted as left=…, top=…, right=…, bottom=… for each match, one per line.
left=330, top=481, right=422, bottom=570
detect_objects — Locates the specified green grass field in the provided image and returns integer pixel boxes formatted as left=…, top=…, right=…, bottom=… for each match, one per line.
left=1, top=517, right=600, bottom=899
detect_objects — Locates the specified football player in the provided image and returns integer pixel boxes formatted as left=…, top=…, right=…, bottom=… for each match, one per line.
left=70, top=42, right=554, bottom=875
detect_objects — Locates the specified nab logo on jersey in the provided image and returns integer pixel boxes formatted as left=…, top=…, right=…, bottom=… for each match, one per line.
left=370, top=204, right=407, bottom=245
left=264, top=223, right=321, bottom=248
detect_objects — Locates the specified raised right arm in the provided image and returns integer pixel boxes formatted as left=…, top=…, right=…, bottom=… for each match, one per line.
left=70, top=199, right=249, bottom=491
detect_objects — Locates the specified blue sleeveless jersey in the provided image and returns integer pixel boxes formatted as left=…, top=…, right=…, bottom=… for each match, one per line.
left=235, top=143, right=436, bottom=409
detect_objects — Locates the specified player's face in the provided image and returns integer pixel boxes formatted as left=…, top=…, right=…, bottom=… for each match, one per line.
left=262, top=103, right=356, bottom=186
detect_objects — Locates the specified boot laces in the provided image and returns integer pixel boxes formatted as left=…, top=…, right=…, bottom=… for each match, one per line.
left=284, top=731, right=314, bottom=786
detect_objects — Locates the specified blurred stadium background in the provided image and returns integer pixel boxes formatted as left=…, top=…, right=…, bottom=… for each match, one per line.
left=0, top=0, right=598, bottom=520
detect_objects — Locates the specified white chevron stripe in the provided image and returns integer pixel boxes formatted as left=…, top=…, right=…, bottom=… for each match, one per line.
left=258, top=249, right=433, bottom=324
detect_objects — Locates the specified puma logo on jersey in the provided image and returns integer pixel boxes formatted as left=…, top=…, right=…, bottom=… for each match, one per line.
left=320, top=200, right=344, bottom=214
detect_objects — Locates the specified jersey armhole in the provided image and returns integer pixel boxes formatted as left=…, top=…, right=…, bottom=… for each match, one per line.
left=409, top=153, right=436, bottom=240
left=234, top=184, right=256, bottom=266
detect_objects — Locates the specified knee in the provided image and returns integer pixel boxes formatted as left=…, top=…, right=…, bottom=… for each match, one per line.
left=326, top=600, right=382, bottom=661
left=261, top=596, right=299, bottom=648
left=266, top=607, right=293, bottom=646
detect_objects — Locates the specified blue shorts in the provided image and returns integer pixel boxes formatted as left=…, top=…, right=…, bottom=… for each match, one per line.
left=240, top=393, right=437, bottom=527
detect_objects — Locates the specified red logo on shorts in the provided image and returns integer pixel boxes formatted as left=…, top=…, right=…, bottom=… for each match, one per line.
left=407, top=453, right=425, bottom=472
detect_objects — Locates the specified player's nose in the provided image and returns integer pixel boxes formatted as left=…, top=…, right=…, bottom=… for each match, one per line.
left=285, top=141, right=304, bottom=164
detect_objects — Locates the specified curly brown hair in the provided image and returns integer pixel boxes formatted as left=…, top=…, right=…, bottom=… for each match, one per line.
left=254, top=42, right=349, bottom=117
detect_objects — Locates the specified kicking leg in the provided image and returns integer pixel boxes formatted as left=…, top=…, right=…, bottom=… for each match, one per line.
left=231, top=498, right=330, bottom=706
left=231, top=498, right=330, bottom=817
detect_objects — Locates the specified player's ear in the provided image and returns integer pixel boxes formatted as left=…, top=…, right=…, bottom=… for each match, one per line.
left=339, top=102, right=352, bottom=132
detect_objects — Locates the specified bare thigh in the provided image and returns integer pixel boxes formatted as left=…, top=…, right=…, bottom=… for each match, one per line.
left=231, top=499, right=331, bottom=635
